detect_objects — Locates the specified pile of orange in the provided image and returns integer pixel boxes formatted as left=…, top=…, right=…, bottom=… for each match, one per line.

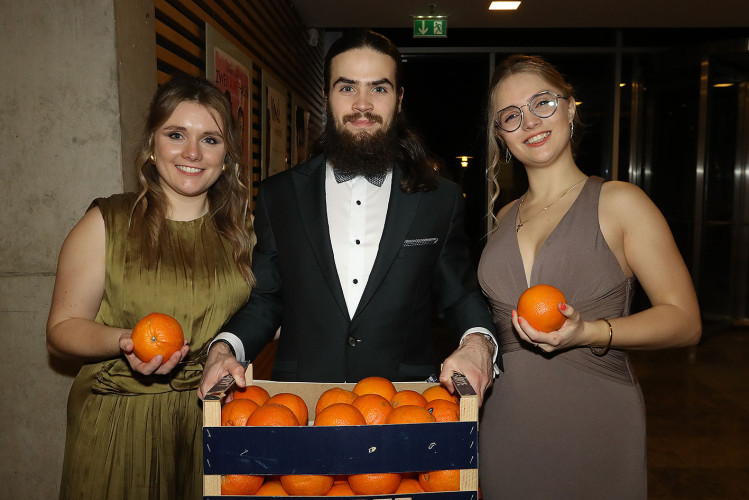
left=218, top=375, right=464, bottom=495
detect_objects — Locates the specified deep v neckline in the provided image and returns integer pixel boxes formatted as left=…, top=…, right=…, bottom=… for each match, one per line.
left=516, top=178, right=589, bottom=288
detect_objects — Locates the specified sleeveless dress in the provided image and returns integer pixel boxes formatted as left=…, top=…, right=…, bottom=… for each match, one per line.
left=59, top=193, right=252, bottom=500
left=477, top=177, right=646, bottom=499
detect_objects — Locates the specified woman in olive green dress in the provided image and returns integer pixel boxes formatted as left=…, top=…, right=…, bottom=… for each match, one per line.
left=47, top=75, right=255, bottom=500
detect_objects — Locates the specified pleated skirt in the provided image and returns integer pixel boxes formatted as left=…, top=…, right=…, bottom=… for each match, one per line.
left=59, top=366, right=204, bottom=500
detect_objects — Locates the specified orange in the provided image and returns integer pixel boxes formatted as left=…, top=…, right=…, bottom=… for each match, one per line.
left=220, top=474, right=263, bottom=495
left=254, top=479, right=288, bottom=495
left=352, top=393, right=392, bottom=425
left=221, top=399, right=258, bottom=426
left=390, top=389, right=428, bottom=408
left=348, top=473, right=402, bottom=495
left=280, top=474, right=334, bottom=496
left=130, top=312, right=184, bottom=364
left=246, top=403, right=299, bottom=426
left=425, top=399, right=460, bottom=422
left=517, top=284, right=567, bottom=332
left=267, top=392, right=309, bottom=426
left=326, top=481, right=355, bottom=496
left=422, top=385, right=459, bottom=404
left=396, top=477, right=425, bottom=493
left=315, top=387, right=358, bottom=416
left=385, top=405, right=436, bottom=424
left=419, top=469, right=460, bottom=492
left=314, top=403, right=366, bottom=426
left=232, top=384, right=270, bottom=406
left=353, top=376, right=397, bottom=401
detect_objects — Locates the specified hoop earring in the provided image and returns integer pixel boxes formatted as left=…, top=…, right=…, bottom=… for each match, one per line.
left=222, top=163, right=226, bottom=173
left=504, top=148, right=513, bottom=164
left=570, top=122, right=574, bottom=139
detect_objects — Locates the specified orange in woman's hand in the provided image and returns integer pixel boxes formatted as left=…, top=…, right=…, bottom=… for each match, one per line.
left=517, top=284, right=567, bottom=332
left=130, top=312, right=184, bottom=364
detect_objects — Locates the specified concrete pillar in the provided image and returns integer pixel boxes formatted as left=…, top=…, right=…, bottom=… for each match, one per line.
left=0, top=0, right=155, bottom=496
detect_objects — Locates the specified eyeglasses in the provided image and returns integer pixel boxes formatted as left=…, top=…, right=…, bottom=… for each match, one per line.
left=494, top=90, right=568, bottom=133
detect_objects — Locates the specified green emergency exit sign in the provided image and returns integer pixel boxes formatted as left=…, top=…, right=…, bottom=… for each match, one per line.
left=412, top=17, right=447, bottom=38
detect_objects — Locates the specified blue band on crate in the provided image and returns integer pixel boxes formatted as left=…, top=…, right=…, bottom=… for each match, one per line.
left=203, top=422, right=478, bottom=476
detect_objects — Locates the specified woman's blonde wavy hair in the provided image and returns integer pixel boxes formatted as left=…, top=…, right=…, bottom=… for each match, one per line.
left=131, top=74, right=255, bottom=286
left=486, top=55, right=582, bottom=230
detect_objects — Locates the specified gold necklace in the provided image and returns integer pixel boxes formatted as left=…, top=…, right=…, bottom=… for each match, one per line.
left=516, top=176, right=588, bottom=233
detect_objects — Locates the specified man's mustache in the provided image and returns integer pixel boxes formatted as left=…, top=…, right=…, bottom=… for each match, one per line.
left=343, top=112, right=383, bottom=125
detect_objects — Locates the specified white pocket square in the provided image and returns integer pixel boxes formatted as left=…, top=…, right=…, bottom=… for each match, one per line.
left=403, top=237, right=439, bottom=247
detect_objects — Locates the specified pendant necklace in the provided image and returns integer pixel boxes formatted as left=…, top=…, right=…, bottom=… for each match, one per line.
left=516, top=176, right=588, bottom=233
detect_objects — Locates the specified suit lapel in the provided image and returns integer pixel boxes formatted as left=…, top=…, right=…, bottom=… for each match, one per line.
left=292, top=156, right=350, bottom=319
left=353, top=166, right=420, bottom=320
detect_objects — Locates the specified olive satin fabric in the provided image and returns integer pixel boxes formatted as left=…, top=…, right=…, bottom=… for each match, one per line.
left=477, top=177, right=647, bottom=499
left=59, top=193, right=251, bottom=500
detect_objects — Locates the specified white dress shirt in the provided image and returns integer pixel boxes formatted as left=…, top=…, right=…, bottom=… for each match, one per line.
left=325, top=162, right=391, bottom=317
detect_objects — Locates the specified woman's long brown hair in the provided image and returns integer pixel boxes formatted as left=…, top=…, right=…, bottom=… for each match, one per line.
left=131, top=74, right=255, bottom=286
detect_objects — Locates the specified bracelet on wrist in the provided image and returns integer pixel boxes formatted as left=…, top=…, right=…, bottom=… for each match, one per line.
left=589, top=318, right=613, bottom=356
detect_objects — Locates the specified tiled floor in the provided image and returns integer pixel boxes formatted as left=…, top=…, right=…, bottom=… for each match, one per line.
left=629, top=324, right=749, bottom=499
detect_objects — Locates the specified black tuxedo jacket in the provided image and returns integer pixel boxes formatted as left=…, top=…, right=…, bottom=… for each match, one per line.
left=223, top=154, right=496, bottom=382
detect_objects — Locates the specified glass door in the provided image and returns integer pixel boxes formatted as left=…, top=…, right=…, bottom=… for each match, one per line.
left=700, top=49, right=749, bottom=322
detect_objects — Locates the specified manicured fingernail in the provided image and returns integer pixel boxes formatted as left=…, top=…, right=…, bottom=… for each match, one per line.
left=560, top=303, right=567, bottom=310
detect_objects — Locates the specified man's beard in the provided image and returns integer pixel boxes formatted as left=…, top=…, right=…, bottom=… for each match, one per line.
left=322, top=109, right=399, bottom=176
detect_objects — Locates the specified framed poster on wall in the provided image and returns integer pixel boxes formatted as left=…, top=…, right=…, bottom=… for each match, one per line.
left=261, top=73, right=288, bottom=179
left=205, top=24, right=252, bottom=177
left=291, top=95, right=311, bottom=167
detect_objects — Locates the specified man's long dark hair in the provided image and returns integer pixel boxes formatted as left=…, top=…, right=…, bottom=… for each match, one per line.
left=314, top=29, right=438, bottom=193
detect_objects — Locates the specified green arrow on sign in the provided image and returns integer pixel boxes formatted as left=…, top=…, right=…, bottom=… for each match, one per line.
left=412, top=16, right=448, bottom=38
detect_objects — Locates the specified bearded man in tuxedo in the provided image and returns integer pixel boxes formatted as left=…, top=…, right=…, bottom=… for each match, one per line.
left=199, top=29, right=499, bottom=404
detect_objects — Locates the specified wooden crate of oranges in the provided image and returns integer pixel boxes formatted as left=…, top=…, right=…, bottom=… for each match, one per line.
left=202, top=364, right=479, bottom=498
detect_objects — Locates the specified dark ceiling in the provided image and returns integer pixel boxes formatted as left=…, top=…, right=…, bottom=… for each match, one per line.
left=291, top=0, right=749, bottom=29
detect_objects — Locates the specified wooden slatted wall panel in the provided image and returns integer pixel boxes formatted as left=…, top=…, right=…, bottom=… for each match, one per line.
left=154, top=0, right=325, bottom=202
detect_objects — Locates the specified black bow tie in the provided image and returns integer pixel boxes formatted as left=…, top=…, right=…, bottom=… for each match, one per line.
left=333, top=169, right=386, bottom=187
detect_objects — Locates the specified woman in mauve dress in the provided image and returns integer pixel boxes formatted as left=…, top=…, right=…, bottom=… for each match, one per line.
left=477, top=55, right=701, bottom=499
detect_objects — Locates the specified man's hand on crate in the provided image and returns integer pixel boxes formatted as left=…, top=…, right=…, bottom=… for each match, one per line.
left=439, top=333, right=495, bottom=406
left=197, top=341, right=246, bottom=400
